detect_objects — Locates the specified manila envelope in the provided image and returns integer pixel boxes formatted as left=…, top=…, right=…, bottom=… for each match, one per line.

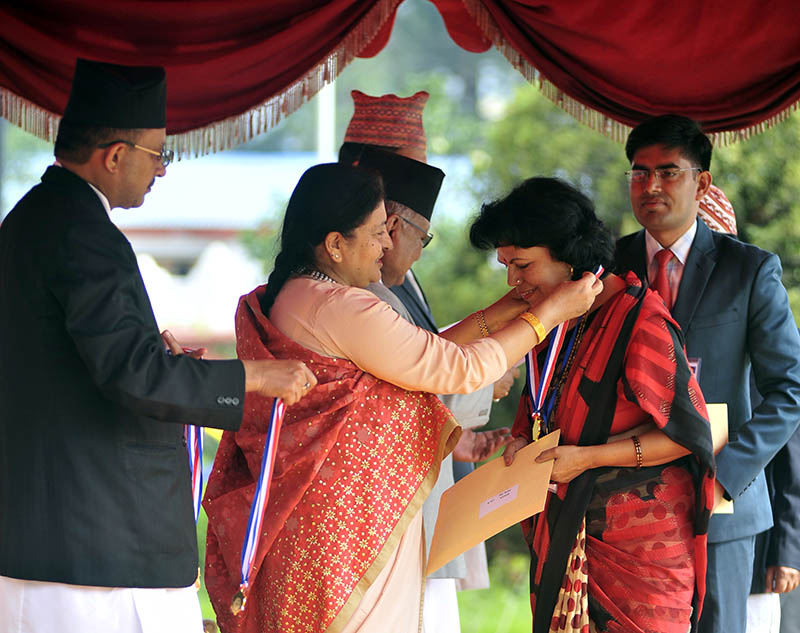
left=426, top=429, right=560, bottom=576
left=707, top=403, right=733, bottom=514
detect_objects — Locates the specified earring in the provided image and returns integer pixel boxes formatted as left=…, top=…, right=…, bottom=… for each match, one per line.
left=332, top=253, right=340, bottom=261
left=569, top=266, right=574, bottom=277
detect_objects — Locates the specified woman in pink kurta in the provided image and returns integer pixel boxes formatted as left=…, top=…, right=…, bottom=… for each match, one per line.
left=204, top=163, right=602, bottom=633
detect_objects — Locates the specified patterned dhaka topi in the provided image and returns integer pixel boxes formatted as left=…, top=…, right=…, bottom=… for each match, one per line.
left=343, top=90, right=429, bottom=162
left=698, top=184, right=737, bottom=236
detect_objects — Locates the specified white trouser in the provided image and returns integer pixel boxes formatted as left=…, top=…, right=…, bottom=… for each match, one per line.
left=423, top=578, right=461, bottom=633
left=0, top=575, right=203, bottom=633
left=746, top=592, right=781, bottom=633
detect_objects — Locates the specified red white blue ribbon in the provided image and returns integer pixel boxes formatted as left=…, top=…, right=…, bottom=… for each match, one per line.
left=525, top=265, right=604, bottom=437
left=185, top=425, right=204, bottom=522
left=232, top=397, right=286, bottom=615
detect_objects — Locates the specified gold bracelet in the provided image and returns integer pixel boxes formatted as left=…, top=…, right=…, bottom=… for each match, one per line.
left=518, top=311, right=546, bottom=345
left=474, top=310, right=490, bottom=337
left=632, top=435, right=643, bottom=469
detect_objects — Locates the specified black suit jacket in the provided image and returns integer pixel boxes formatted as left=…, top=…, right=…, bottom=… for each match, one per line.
left=751, top=427, right=800, bottom=591
left=616, top=220, right=800, bottom=542
left=0, top=167, right=244, bottom=588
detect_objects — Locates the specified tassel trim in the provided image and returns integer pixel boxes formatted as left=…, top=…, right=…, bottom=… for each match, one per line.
left=0, top=0, right=402, bottom=160
left=460, top=0, right=800, bottom=147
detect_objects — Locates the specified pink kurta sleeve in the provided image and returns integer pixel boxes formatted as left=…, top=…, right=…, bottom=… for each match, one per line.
left=271, top=278, right=507, bottom=394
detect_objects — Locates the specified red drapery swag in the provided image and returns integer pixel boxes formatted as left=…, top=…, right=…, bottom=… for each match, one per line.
left=2, top=1, right=799, bottom=157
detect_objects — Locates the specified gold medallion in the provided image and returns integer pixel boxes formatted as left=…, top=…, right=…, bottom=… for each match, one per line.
left=532, top=412, right=542, bottom=441
left=231, top=590, right=246, bottom=615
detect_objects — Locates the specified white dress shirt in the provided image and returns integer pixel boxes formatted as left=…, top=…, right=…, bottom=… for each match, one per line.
left=645, top=220, right=698, bottom=309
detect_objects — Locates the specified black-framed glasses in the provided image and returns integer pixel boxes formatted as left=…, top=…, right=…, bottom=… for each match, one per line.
left=97, top=139, right=174, bottom=167
left=398, top=215, right=434, bottom=248
left=625, top=167, right=700, bottom=184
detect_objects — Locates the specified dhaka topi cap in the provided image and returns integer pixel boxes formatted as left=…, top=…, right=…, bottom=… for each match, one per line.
left=355, top=146, right=444, bottom=221
left=343, top=90, right=428, bottom=163
left=699, top=184, right=737, bottom=236
left=61, top=58, right=166, bottom=129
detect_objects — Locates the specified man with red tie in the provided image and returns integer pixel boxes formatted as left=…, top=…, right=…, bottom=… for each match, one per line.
left=615, top=115, right=800, bottom=633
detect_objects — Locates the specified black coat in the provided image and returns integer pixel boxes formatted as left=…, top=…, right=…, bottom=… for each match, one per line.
left=0, top=166, right=244, bottom=588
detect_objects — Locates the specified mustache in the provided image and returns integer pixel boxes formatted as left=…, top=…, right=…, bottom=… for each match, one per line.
left=641, top=193, right=667, bottom=203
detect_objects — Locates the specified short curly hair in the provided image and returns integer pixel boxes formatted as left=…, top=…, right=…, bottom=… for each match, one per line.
left=469, top=177, right=614, bottom=279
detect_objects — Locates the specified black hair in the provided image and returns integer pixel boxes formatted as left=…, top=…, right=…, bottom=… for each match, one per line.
left=469, top=177, right=614, bottom=278
left=260, top=163, right=385, bottom=315
left=54, top=123, right=140, bottom=164
left=625, top=115, right=712, bottom=171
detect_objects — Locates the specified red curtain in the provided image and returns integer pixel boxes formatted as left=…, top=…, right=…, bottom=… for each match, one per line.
left=442, top=1, right=800, bottom=135
left=0, top=0, right=401, bottom=152
left=1, top=0, right=799, bottom=150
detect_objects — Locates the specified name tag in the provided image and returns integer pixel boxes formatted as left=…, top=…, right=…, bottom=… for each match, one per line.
left=688, top=358, right=701, bottom=381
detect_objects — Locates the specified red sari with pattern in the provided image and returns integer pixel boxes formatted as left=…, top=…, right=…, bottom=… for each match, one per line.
left=515, top=274, right=716, bottom=633
left=203, top=286, right=459, bottom=633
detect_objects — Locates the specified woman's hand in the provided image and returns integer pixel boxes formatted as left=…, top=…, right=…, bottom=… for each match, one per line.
left=453, top=427, right=513, bottom=462
left=533, top=272, right=603, bottom=331
left=535, top=445, right=592, bottom=483
left=502, top=436, right=529, bottom=466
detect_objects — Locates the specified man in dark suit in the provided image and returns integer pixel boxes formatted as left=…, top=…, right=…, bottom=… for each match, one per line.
left=0, top=59, right=315, bottom=633
left=615, top=115, right=800, bottom=633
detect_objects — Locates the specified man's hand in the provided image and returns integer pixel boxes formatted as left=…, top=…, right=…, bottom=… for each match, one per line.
left=493, top=367, right=520, bottom=401
left=453, top=427, right=513, bottom=462
left=766, top=565, right=800, bottom=593
left=162, top=329, right=207, bottom=359
left=711, top=479, right=727, bottom=513
left=503, top=436, right=528, bottom=466
left=242, top=359, right=317, bottom=406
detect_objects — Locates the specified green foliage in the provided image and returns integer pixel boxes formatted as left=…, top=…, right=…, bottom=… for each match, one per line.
left=712, top=113, right=800, bottom=316
left=469, top=86, right=632, bottom=237
left=458, top=551, right=532, bottom=633
left=0, top=120, right=51, bottom=211
left=240, top=224, right=280, bottom=276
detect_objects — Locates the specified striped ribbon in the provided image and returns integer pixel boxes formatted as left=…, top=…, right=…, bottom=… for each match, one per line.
left=185, top=425, right=204, bottom=522
left=231, top=397, right=286, bottom=615
left=526, top=265, right=604, bottom=438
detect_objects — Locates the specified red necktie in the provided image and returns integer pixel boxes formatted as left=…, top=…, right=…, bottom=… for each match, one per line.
left=651, top=248, right=674, bottom=311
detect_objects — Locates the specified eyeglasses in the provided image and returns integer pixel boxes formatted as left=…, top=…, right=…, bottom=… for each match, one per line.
left=625, top=167, right=700, bottom=184
left=398, top=215, right=434, bottom=248
left=97, top=139, right=174, bottom=167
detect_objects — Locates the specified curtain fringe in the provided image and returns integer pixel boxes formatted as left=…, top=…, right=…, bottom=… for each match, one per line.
left=0, top=88, right=60, bottom=143
left=0, top=0, right=402, bottom=160
left=460, top=0, right=800, bottom=146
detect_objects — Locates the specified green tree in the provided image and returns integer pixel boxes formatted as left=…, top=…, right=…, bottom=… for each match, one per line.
left=712, top=113, right=800, bottom=316
left=470, top=85, right=633, bottom=237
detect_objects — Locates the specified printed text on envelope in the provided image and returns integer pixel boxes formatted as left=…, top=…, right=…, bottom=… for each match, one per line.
left=479, top=484, right=520, bottom=519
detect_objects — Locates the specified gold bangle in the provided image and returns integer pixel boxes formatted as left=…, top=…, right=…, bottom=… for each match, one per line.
left=632, top=435, right=643, bottom=469
left=474, top=310, right=490, bottom=337
left=518, top=311, right=546, bottom=345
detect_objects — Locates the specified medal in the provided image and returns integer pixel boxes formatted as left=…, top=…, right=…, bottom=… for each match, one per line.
left=233, top=398, right=286, bottom=615
left=525, top=265, right=603, bottom=439
left=231, top=590, right=246, bottom=615
left=531, top=411, right=542, bottom=441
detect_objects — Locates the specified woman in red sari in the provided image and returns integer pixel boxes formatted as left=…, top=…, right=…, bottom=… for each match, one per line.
left=470, top=177, right=716, bottom=633
left=203, top=164, right=601, bottom=633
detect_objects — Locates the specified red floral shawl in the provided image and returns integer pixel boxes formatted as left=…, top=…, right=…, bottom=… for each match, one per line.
left=204, top=285, right=460, bottom=633
left=514, top=274, right=716, bottom=632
